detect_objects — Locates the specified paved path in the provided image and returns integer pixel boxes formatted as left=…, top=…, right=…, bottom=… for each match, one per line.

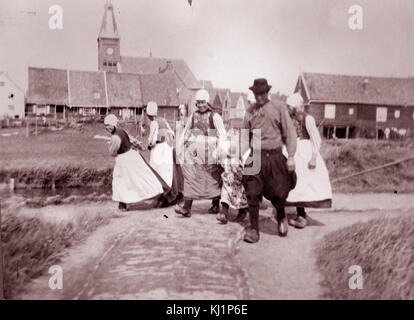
left=18, top=193, right=413, bottom=300
left=19, top=202, right=249, bottom=300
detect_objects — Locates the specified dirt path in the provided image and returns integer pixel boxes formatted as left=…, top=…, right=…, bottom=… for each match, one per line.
left=17, top=193, right=414, bottom=300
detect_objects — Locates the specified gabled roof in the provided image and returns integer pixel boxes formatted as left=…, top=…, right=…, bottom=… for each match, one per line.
left=301, top=72, right=414, bottom=106
left=229, top=92, right=243, bottom=107
left=98, top=1, right=119, bottom=39
left=269, top=93, right=286, bottom=108
left=27, top=67, right=68, bottom=105
left=26, top=66, right=182, bottom=107
left=69, top=70, right=107, bottom=106
left=139, top=73, right=180, bottom=106
left=177, top=87, right=196, bottom=106
left=199, top=80, right=214, bottom=90
left=0, top=71, right=25, bottom=95
left=121, top=56, right=200, bottom=89
left=106, top=72, right=143, bottom=107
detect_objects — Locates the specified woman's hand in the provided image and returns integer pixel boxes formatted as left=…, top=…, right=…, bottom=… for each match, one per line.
left=308, top=154, right=317, bottom=170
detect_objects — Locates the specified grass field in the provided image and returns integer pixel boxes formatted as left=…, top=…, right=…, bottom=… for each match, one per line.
left=0, top=124, right=113, bottom=170
left=315, top=214, right=414, bottom=300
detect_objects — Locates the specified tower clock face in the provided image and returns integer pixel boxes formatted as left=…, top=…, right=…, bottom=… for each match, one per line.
left=106, top=47, right=114, bottom=55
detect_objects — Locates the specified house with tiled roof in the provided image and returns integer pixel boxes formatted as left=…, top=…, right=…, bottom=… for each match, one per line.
left=26, top=67, right=180, bottom=121
left=26, top=1, right=197, bottom=122
left=295, top=72, right=414, bottom=139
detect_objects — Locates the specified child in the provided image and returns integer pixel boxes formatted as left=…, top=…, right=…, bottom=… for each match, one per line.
left=216, top=134, right=249, bottom=224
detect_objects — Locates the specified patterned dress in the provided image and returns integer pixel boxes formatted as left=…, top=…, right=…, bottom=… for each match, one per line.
left=220, top=156, right=248, bottom=209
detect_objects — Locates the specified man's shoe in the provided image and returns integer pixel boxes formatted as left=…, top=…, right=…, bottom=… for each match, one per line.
left=277, top=218, right=288, bottom=237
left=216, top=212, right=228, bottom=224
left=243, top=226, right=260, bottom=243
left=175, top=205, right=191, bottom=217
left=233, top=211, right=247, bottom=223
left=294, top=216, right=307, bottom=229
left=208, top=204, right=220, bottom=214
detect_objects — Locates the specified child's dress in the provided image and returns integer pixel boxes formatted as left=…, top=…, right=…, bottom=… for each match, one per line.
left=220, top=156, right=248, bottom=209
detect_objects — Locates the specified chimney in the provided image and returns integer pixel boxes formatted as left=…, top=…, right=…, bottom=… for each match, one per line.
left=362, top=78, right=369, bottom=91
left=160, top=60, right=174, bottom=74
left=166, top=60, right=173, bottom=71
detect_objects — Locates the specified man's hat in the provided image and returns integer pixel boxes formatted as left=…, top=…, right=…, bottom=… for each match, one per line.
left=249, top=78, right=272, bottom=94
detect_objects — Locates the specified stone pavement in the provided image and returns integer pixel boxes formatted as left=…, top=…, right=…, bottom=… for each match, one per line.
left=18, top=193, right=414, bottom=300
left=19, top=201, right=250, bottom=300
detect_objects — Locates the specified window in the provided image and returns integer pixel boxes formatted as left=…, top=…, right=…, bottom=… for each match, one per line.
left=394, top=110, right=400, bottom=118
left=376, top=107, right=387, bottom=122
left=94, top=92, right=101, bottom=99
left=8, top=105, right=14, bottom=111
left=324, top=104, right=336, bottom=119
left=349, top=107, right=354, bottom=115
left=83, top=108, right=95, bottom=115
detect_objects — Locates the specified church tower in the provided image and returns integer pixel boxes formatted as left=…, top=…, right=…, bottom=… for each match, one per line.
left=98, top=1, right=121, bottom=72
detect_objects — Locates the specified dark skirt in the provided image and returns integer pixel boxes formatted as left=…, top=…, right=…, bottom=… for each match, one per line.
left=242, top=149, right=296, bottom=207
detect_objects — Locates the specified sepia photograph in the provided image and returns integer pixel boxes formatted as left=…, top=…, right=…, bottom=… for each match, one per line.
left=0, top=0, right=413, bottom=305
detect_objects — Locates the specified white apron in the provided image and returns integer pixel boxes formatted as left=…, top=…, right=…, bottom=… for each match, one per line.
left=149, top=142, right=174, bottom=187
left=283, top=139, right=332, bottom=207
left=112, top=149, right=164, bottom=203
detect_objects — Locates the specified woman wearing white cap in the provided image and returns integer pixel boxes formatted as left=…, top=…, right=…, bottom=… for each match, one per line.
left=104, top=114, right=167, bottom=211
left=175, top=89, right=227, bottom=217
left=146, top=101, right=181, bottom=206
left=283, top=93, right=332, bottom=228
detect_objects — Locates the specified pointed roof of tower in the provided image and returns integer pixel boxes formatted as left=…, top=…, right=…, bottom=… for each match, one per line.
left=98, top=1, right=119, bottom=39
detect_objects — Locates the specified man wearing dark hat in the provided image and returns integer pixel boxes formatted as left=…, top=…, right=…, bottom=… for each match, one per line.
left=242, top=78, right=297, bottom=243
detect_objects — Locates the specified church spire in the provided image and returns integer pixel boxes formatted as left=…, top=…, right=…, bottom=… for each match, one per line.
left=97, top=1, right=121, bottom=72
left=98, top=1, right=119, bottom=39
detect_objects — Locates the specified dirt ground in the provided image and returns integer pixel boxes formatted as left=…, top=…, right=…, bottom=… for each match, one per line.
left=15, top=193, right=414, bottom=300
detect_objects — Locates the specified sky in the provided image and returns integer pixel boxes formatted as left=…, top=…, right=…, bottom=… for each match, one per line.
left=0, top=0, right=413, bottom=95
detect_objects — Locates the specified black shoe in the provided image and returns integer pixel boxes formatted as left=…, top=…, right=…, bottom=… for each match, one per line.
left=118, top=202, right=127, bottom=211
left=243, top=226, right=260, bottom=243
left=208, top=204, right=220, bottom=214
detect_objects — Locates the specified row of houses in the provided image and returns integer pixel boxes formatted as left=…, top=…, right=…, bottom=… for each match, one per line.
left=4, top=67, right=414, bottom=139
left=296, top=72, right=414, bottom=138
left=1, top=1, right=414, bottom=138
left=26, top=67, right=182, bottom=121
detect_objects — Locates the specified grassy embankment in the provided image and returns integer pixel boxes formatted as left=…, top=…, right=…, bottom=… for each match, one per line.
left=315, top=214, right=414, bottom=299
left=322, top=139, right=414, bottom=193
left=1, top=204, right=116, bottom=299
